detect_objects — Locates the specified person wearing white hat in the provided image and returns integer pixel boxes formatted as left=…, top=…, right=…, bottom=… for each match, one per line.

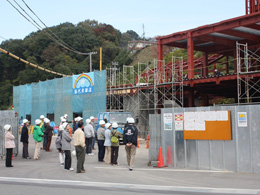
left=4, top=124, right=15, bottom=167
left=42, top=118, right=49, bottom=150
left=44, top=119, right=53, bottom=152
left=90, top=116, right=96, bottom=150
left=74, top=121, right=86, bottom=173
left=97, top=120, right=106, bottom=162
left=123, top=117, right=138, bottom=171
left=61, top=122, right=73, bottom=171
left=110, top=122, right=122, bottom=166
left=56, top=117, right=66, bottom=166
left=84, top=119, right=94, bottom=155
left=74, top=116, right=83, bottom=132
left=104, top=123, right=112, bottom=164
left=20, top=119, right=31, bottom=159
left=33, top=119, right=44, bottom=160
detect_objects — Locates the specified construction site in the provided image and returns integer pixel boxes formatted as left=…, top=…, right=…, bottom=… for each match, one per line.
left=107, top=0, right=260, bottom=136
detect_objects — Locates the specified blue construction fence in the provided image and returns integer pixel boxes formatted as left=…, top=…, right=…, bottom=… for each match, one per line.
left=13, top=70, right=106, bottom=125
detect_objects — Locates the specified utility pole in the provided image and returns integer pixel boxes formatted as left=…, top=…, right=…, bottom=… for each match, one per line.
left=88, top=51, right=97, bottom=72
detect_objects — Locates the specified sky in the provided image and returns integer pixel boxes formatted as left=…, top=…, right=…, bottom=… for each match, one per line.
left=0, top=0, right=245, bottom=44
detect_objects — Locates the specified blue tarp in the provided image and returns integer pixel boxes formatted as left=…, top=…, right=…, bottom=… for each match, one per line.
left=13, top=70, right=106, bottom=125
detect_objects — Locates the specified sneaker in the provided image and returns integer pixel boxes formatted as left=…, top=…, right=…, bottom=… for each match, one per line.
left=26, top=157, right=31, bottom=159
left=129, top=168, right=133, bottom=171
left=60, top=163, right=64, bottom=166
left=69, top=168, right=74, bottom=171
left=88, top=153, right=94, bottom=156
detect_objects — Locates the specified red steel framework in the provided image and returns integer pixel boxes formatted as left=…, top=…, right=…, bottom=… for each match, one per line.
left=155, top=0, right=260, bottom=106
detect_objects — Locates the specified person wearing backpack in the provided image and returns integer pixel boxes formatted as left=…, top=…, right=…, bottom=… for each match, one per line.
left=110, top=122, right=122, bottom=166
left=56, top=117, right=66, bottom=166
left=104, top=123, right=112, bottom=164
left=123, top=118, right=138, bottom=171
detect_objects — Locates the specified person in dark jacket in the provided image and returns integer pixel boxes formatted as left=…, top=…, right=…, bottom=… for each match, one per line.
left=123, top=118, right=138, bottom=171
left=20, top=119, right=31, bottom=159
left=44, top=119, right=53, bottom=152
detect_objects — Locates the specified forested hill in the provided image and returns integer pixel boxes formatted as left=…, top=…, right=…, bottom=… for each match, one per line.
left=0, top=19, right=144, bottom=110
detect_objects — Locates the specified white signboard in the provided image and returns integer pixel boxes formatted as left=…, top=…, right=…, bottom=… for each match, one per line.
left=164, top=113, right=172, bottom=131
left=238, top=112, right=247, bottom=127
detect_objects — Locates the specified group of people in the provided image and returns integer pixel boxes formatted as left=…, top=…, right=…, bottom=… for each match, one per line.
left=3, top=114, right=139, bottom=173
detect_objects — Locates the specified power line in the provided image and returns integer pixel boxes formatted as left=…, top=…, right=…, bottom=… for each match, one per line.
left=6, top=0, right=89, bottom=55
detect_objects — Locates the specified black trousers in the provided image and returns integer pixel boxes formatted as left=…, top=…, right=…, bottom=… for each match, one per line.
left=64, top=150, right=71, bottom=170
left=97, top=140, right=105, bottom=161
left=85, top=137, right=93, bottom=154
left=45, top=136, right=52, bottom=151
left=111, top=146, right=119, bottom=165
left=6, top=148, right=13, bottom=167
left=22, top=142, right=29, bottom=158
left=76, top=146, right=85, bottom=173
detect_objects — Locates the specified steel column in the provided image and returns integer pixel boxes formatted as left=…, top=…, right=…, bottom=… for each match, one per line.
left=187, top=32, right=194, bottom=79
left=202, top=52, right=208, bottom=77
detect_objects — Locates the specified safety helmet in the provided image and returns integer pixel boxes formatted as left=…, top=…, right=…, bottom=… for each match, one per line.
left=62, top=122, right=69, bottom=129
left=77, top=117, right=83, bottom=121
left=86, top=119, right=91, bottom=124
left=105, top=123, right=111, bottom=129
left=64, top=114, right=68, bottom=119
left=61, top=118, right=66, bottom=123
left=112, top=122, right=118, bottom=129
left=128, top=118, right=135, bottom=124
left=99, top=120, right=105, bottom=125
left=4, top=124, right=11, bottom=132
left=40, top=115, right=45, bottom=119
left=23, top=119, right=29, bottom=124
left=35, top=119, right=41, bottom=125
left=90, top=116, right=94, bottom=120
left=126, top=117, right=130, bottom=122
left=44, top=118, right=50, bottom=124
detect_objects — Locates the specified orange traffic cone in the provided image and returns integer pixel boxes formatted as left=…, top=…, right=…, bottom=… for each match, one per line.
left=146, top=134, right=149, bottom=149
left=137, top=136, right=139, bottom=148
left=154, top=147, right=167, bottom=168
left=166, top=146, right=173, bottom=166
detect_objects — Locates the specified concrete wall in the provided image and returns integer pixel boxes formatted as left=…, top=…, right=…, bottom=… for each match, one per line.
left=149, top=105, right=260, bottom=173
left=0, top=111, right=19, bottom=158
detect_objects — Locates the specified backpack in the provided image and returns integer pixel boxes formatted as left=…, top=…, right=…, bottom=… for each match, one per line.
left=111, top=131, right=119, bottom=143
left=55, top=131, right=62, bottom=149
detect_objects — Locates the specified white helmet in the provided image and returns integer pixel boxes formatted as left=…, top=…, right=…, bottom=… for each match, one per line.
left=64, top=114, right=68, bottom=119
left=61, top=118, right=66, bottom=123
left=105, top=123, right=111, bottom=129
left=128, top=118, right=135, bottom=124
left=99, top=120, right=105, bottom=125
left=40, top=115, right=45, bottom=119
left=77, top=116, right=83, bottom=122
left=126, top=117, right=130, bottom=122
left=90, top=116, right=95, bottom=120
left=86, top=119, right=91, bottom=124
left=44, top=118, right=50, bottom=124
left=35, top=119, right=41, bottom=125
left=112, top=122, right=118, bottom=128
left=4, top=124, right=11, bottom=132
left=23, top=119, right=29, bottom=124
left=62, top=122, right=69, bottom=129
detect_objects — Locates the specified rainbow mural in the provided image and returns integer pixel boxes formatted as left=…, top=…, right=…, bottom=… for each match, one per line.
left=72, top=73, right=94, bottom=95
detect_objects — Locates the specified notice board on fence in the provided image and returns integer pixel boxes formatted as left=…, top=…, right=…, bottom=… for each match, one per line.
left=183, top=110, right=231, bottom=140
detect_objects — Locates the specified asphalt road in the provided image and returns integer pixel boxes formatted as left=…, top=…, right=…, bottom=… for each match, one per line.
left=0, top=135, right=259, bottom=195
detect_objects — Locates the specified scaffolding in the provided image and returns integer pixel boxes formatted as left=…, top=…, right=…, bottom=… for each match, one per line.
left=106, top=58, right=184, bottom=134
left=237, top=42, right=260, bottom=103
